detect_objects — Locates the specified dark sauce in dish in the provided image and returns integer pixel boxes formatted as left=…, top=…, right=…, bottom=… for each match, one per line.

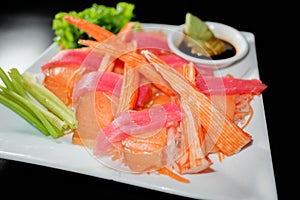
left=178, top=39, right=236, bottom=60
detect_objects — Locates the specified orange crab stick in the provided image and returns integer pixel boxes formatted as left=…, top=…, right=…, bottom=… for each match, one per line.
left=141, top=50, right=252, bottom=156
left=63, top=14, right=114, bottom=42
left=116, top=63, right=139, bottom=113
left=176, top=100, right=213, bottom=174
left=182, top=62, right=197, bottom=86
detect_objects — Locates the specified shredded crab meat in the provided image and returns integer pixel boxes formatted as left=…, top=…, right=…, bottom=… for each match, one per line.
left=234, top=94, right=254, bottom=128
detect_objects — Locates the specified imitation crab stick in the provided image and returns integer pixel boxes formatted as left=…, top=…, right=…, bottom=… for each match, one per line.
left=141, top=50, right=252, bottom=156
left=98, top=22, right=139, bottom=72
left=176, top=99, right=213, bottom=174
left=63, top=14, right=114, bottom=42
left=116, top=63, right=139, bottom=113
left=182, top=62, right=197, bottom=86
left=169, top=61, right=212, bottom=173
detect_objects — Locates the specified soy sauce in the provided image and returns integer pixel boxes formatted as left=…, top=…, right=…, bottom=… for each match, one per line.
left=178, top=39, right=236, bottom=60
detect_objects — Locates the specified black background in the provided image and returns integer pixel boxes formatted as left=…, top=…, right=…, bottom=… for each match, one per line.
left=0, top=0, right=294, bottom=199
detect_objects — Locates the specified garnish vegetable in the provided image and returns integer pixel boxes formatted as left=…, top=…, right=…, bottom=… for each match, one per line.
left=52, top=2, right=135, bottom=49
left=183, top=12, right=226, bottom=57
left=0, top=67, right=77, bottom=138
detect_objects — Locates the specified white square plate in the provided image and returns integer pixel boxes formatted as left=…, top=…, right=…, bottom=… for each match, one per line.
left=0, top=23, right=277, bottom=200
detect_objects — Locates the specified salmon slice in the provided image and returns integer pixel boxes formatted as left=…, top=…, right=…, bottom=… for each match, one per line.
left=121, top=128, right=168, bottom=173
left=43, top=66, right=80, bottom=106
left=94, top=91, right=115, bottom=128
left=73, top=91, right=114, bottom=148
left=42, top=49, right=104, bottom=106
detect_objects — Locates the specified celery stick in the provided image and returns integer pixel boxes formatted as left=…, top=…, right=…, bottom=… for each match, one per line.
left=25, top=85, right=76, bottom=129
left=1, top=88, right=62, bottom=138
left=0, top=67, right=13, bottom=90
left=8, top=68, right=28, bottom=97
left=23, top=72, right=77, bottom=129
left=17, top=69, right=76, bottom=130
left=0, top=94, right=49, bottom=136
left=0, top=67, right=76, bottom=139
left=8, top=69, right=69, bottom=132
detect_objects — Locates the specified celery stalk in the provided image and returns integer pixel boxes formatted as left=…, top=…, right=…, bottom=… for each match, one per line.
left=22, top=72, right=77, bottom=129
left=0, top=68, right=14, bottom=90
left=0, top=93, right=49, bottom=136
left=1, top=88, right=65, bottom=138
left=0, top=67, right=78, bottom=138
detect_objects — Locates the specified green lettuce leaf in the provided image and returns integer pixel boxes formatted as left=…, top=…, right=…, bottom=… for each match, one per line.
left=52, top=2, right=135, bottom=49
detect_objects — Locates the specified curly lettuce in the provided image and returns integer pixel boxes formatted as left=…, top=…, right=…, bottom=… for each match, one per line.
left=52, top=2, right=135, bottom=49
